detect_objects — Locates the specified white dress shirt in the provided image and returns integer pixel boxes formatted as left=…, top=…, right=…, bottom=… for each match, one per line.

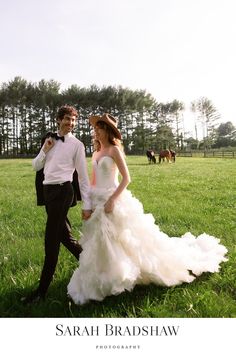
left=32, top=132, right=91, bottom=210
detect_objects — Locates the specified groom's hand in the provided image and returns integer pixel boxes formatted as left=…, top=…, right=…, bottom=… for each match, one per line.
left=82, top=210, right=92, bottom=220
left=42, top=137, right=54, bottom=153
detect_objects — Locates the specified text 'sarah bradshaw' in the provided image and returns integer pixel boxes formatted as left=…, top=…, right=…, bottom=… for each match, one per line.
left=56, top=323, right=180, bottom=336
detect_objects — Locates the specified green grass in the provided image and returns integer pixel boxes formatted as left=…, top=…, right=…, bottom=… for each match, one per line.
left=0, top=157, right=235, bottom=318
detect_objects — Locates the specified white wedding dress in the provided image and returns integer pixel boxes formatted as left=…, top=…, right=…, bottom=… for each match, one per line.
left=67, top=156, right=228, bottom=305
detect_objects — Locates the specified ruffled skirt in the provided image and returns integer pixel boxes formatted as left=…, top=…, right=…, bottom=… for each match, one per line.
left=67, top=187, right=228, bottom=305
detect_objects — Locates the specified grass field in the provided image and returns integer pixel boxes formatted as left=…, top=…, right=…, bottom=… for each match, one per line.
left=0, top=156, right=235, bottom=318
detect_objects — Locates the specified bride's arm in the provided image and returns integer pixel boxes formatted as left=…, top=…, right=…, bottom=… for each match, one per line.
left=104, top=146, right=131, bottom=213
left=90, top=152, right=96, bottom=186
left=90, top=168, right=96, bottom=186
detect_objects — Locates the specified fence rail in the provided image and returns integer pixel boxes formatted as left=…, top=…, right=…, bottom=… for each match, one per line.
left=0, top=151, right=236, bottom=159
left=203, top=151, right=235, bottom=158
left=177, top=151, right=236, bottom=158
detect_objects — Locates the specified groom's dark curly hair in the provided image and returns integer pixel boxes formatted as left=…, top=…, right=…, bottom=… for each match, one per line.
left=56, top=105, right=78, bottom=121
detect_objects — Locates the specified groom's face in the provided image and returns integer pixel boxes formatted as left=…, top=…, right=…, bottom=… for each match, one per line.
left=58, top=114, right=77, bottom=134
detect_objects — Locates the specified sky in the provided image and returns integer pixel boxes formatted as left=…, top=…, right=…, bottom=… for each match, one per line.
left=1, top=0, right=236, bottom=136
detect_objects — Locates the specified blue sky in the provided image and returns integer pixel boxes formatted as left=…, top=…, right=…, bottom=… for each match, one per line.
left=1, top=0, right=236, bottom=134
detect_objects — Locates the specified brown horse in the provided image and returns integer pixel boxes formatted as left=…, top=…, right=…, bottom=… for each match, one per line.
left=159, top=149, right=176, bottom=163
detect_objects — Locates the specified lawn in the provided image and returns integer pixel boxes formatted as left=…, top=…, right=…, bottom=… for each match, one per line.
left=0, top=156, right=235, bottom=317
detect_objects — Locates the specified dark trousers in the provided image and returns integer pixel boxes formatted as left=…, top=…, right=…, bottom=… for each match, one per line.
left=37, top=182, right=82, bottom=296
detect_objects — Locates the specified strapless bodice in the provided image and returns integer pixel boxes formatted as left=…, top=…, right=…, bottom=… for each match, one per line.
left=92, top=156, right=119, bottom=189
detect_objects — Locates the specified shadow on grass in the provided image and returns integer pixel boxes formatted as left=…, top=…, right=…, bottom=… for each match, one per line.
left=0, top=271, right=214, bottom=318
left=0, top=281, right=170, bottom=318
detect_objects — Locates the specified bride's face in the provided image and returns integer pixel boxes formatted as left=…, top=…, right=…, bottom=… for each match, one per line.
left=94, top=123, right=108, bottom=141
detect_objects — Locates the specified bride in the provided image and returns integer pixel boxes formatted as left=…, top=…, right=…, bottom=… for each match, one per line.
left=67, top=113, right=228, bottom=305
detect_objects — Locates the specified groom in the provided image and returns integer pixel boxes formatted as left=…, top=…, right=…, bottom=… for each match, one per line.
left=23, top=105, right=91, bottom=304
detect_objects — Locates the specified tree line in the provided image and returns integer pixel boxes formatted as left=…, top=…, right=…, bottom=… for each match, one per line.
left=0, top=77, right=235, bottom=157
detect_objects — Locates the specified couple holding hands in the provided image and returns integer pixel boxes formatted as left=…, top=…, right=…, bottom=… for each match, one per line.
left=23, top=105, right=227, bottom=306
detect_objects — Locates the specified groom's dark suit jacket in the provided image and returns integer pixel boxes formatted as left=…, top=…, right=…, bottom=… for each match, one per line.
left=35, top=132, right=81, bottom=207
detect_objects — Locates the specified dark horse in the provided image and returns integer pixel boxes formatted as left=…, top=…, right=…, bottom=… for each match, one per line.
left=146, top=150, right=156, bottom=164
left=159, top=149, right=176, bottom=163
left=170, top=149, right=176, bottom=162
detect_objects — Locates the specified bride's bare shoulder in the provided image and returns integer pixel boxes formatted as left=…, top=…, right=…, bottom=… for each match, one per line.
left=92, top=151, right=99, bottom=160
left=109, top=145, right=124, bottom=161
left=110, top=145, right=121, bottom=154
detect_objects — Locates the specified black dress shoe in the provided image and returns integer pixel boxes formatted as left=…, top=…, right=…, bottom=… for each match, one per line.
left=21, top=290, right=45, bottom=304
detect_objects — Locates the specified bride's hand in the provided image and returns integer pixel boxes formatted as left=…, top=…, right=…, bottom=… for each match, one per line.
left=104, top=197, right=115, bottom=213
left=82, top=210, right=92, bottom=220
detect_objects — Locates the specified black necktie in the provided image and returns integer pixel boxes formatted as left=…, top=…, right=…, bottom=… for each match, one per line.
left=47, top=132, right=65, bottom=142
